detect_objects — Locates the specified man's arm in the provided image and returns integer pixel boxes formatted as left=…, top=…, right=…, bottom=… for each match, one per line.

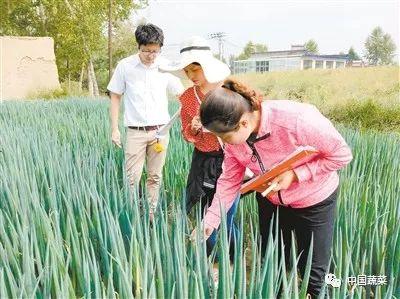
left=110, top=92, right=122, bottom=148
left=107, top=61, right=125, bottom=148
left=166, top=73, right=184, bottom=98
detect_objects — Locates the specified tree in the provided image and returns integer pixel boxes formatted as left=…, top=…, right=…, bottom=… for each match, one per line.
left=304, top=39, right=318, bottom=53
left=254, top=43, right=268, bottom=53
left=1, top=0, right=145, bottom=94
left=110, top=21, right=138, bottom=64
left=364, top=26, right=396, bottom=65
left=228, top=54, right=236, bottom=69
left=63, top=0, right=142, bottom=96
left=236, top=41, right=268, bottom=60
left=347, top=47, right=360, bottom=61
left=94, top=20, right=138, bottom=92
left=0, top=0, right=44, bottom=36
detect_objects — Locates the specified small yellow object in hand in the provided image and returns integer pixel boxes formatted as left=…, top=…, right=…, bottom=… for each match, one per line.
left=153, top=139, right=165, bottom=153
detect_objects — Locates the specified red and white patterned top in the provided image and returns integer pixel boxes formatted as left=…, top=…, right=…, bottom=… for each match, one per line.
left=179, top=86, right=221, bottom=152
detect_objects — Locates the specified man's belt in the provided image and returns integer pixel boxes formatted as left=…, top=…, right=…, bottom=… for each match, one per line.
left=128, top=125, right=163, bottom=131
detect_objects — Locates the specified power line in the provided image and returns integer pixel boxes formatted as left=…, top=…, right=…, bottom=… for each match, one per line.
left=224, top=39, right=243, bottom=49
left=209, top=32, right=227, bottom=60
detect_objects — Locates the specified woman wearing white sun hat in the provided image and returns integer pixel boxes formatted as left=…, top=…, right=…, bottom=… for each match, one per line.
left=161, top=36, right=232, bottom=83
left=161, top=36, right=240, bottom=262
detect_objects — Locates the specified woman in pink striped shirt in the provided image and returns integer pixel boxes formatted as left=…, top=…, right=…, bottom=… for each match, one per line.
left=193, top=79, right=353, bottom=298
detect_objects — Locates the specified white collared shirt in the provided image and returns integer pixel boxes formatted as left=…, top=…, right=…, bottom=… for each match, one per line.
left=107, top=54, right=184, bottom=127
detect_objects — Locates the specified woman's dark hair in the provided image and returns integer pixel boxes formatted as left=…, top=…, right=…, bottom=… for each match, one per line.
left=200, top=79, right=263, bottom=133
left=135, top=24, right=164, bottom=47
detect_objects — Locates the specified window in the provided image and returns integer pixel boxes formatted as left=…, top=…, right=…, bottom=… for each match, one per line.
left=336, top=61, right=344, bottom=68
left=256, top=60, right=269, bottom=73
left=286, top=58, right=301, bottom=70
left=303, top=60, right=313, bottom=69
left=315, top=60, right=323, bottom=69
left=326, top=61, right=334, bottom=69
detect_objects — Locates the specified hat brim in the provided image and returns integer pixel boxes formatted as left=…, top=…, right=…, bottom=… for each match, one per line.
left=159, top=54, right=231, bottom=83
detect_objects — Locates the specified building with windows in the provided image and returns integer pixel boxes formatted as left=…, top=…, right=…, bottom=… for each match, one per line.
left=232, top=45, right=349, bottom=74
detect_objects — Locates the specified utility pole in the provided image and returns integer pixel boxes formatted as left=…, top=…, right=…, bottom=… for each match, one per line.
left=209, top=32, right=226, bottom=61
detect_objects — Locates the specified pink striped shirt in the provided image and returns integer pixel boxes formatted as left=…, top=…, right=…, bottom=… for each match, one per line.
left=203, top=100, right=353, bottom=229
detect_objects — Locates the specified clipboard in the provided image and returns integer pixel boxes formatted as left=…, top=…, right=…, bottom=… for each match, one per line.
left=155, top=108, right=181, bottom=139
left=240, top=146, right=319, bottom=194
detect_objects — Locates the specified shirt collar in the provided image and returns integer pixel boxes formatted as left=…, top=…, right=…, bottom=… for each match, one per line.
left=245, top=102, right=271, bottom=145
left=255, top=101, right=272, bottom=139
left=130, top=53, right=160, bottom=69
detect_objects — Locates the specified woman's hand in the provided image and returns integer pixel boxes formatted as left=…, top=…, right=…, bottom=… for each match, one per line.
left=190, top=115, right=202, bottom=134
left=262, top=170, right=298, bottom=196
left=190, top=222, right=214, bottom=242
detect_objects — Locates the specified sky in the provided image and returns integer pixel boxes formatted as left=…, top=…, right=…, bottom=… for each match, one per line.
left=132, top=0, right=399, bottom=62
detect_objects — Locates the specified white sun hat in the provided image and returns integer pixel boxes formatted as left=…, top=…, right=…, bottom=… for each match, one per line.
left=159, top=36, right=231, bottom=83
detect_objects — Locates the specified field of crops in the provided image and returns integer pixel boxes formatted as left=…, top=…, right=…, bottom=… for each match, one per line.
left=233, top=66, right=400, bottom=133
left=0, top=99, right=399, bottom=298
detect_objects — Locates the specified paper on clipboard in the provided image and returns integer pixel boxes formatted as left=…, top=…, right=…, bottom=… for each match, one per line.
left=155, top=108, right=181, bottom=139
left=240, top=146, right=319, bottom=194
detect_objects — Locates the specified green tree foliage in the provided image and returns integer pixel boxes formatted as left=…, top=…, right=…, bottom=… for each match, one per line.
left=237, top=41, right=268, bottom=60
left=347, top=47, right=360, bottom=61
left=304, top=39, right=318, bottom=53
left=364, top=26, right=396, bottom=65
left=95, top=20, right=138, bottom=92
left=1, top=0, right=144, bottom=91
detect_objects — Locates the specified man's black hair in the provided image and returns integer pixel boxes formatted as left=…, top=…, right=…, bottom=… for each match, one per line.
left=135, top=23, right=164, bottom=47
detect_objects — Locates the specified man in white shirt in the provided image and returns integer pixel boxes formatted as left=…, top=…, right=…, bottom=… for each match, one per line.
left=107, top=23, right=184, bottom=218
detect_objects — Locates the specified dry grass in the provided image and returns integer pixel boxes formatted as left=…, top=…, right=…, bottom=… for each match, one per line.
left=232, top=66, right=400, bottom=132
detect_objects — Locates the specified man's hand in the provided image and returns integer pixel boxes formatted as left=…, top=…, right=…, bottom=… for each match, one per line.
left=190, top=115, right=202, bottom=134
left=190, top=222, right=214, bottom=242
left=111, top=129, right=122, bottom=148
left=109, top=92, right=122, bottom=148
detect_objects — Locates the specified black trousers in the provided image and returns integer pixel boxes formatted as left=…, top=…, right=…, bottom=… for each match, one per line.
left=257, top=188, right=338, bottom=298
left=185, top=148, right=224, bottom=214
left=185, top=148, right=234, bottom=259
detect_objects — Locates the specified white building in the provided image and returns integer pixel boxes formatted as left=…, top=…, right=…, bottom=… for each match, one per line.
left=233, top=45, right=349, bottom=74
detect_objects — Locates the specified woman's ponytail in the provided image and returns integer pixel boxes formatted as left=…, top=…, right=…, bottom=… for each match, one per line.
left=222, top=79, right=263, bottom=111
left=201, top=79, right=264, bottom=134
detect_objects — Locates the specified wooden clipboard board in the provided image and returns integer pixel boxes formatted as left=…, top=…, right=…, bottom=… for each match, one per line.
left=240, top=146, right=319, bottom=194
